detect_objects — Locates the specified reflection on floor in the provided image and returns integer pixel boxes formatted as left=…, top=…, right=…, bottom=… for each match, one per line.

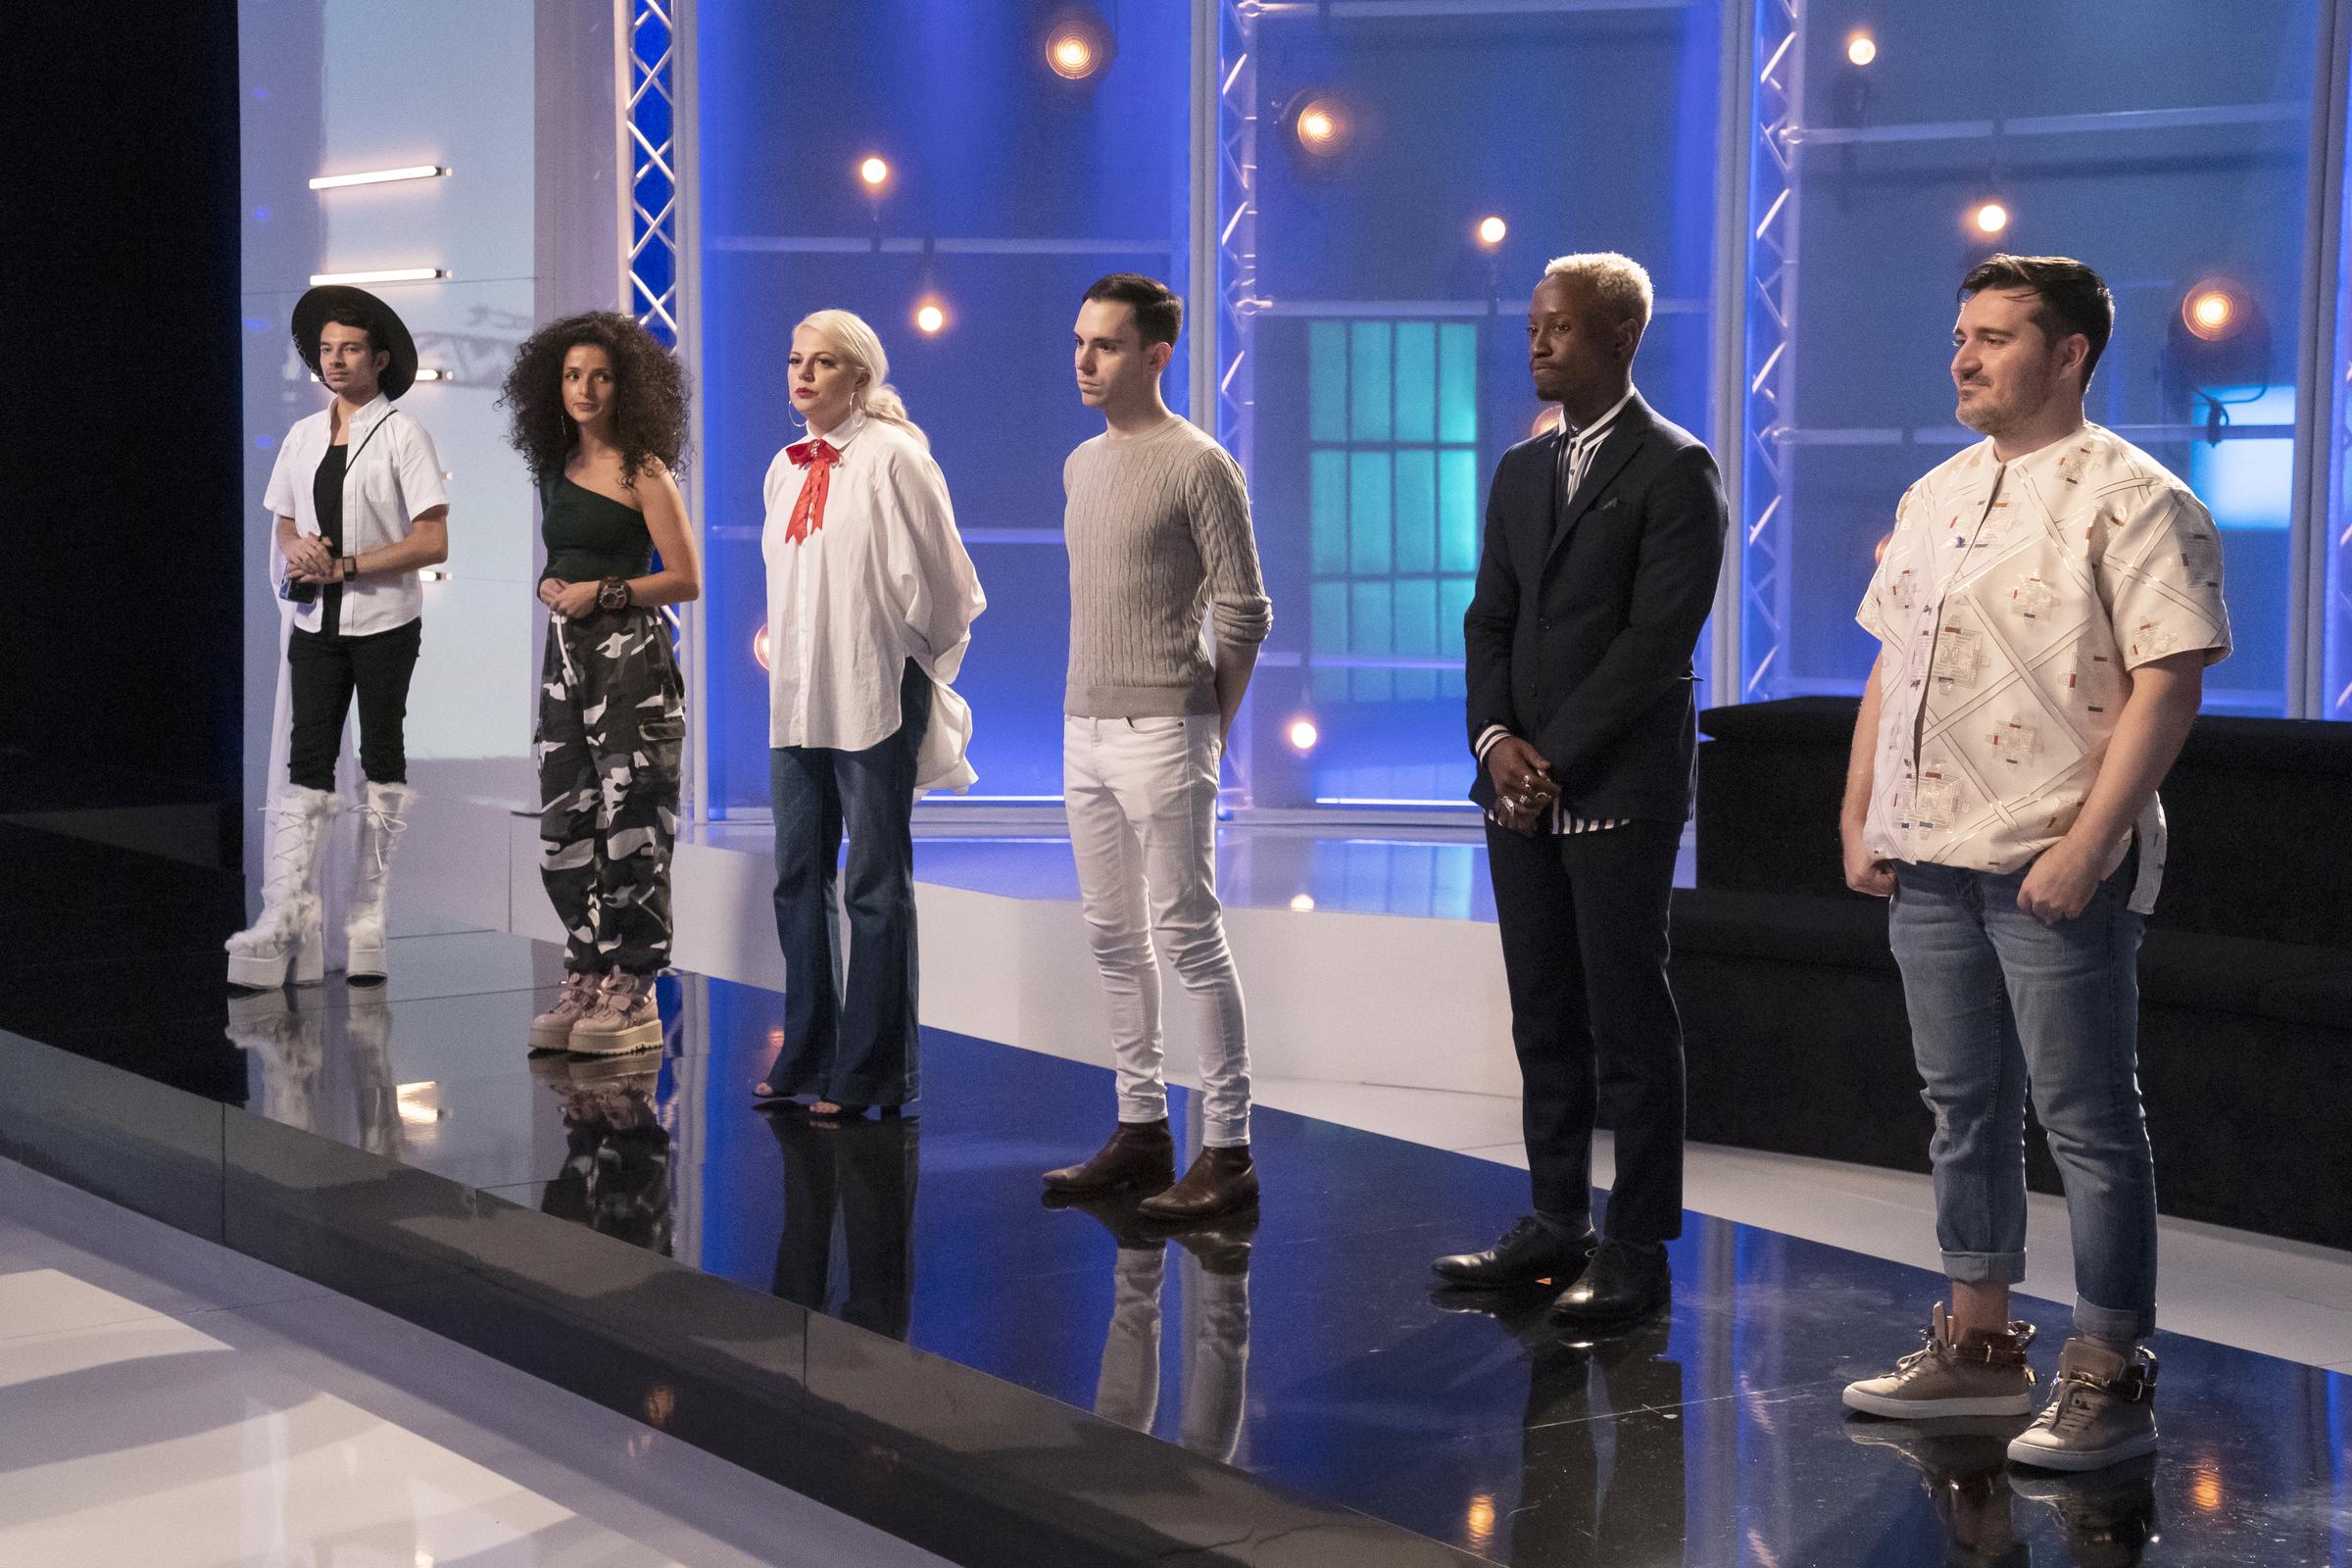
left=154, top=934, right=2352, bottom=1566
left=0, top=1156, right=948, bottom=1568
left=5, top=806, right=2346, bottom=1568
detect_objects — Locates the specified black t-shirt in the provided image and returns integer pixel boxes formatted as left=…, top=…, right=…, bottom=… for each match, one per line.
left=314, top=444, right=348, bottom=636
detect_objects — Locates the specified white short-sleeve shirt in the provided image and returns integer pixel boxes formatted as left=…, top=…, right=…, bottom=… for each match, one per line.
left=1855, top=423, right=2231, bottom=912
left=263, top=394, right=449, bottom=637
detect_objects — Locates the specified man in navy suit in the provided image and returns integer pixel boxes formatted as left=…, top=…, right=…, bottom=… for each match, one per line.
left=1433, top=254, right=1729, bottom=1325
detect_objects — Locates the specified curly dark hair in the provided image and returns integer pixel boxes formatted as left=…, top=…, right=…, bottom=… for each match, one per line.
left=498, top=311, right=689, bottom=485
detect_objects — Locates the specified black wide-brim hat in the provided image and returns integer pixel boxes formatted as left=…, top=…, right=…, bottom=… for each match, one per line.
left=292, top=284, right=419, bottom=400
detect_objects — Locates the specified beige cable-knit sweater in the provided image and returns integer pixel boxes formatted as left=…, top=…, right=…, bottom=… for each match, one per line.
left=1061, top=416, right=1273, bottom=718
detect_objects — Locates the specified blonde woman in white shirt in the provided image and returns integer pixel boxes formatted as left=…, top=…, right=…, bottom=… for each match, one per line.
left=754, top=310, right=985, bottom=1122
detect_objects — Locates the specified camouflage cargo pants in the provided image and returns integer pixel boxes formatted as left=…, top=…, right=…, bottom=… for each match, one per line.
left=536, top=608, right=684, bottom=977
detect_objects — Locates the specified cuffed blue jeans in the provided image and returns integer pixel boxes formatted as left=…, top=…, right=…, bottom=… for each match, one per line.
left=1888, top=856, right=2156, bottom=1343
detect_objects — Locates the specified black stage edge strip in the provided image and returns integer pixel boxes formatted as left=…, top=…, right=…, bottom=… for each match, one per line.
left=0, top=1028, right=1481, bottom=1568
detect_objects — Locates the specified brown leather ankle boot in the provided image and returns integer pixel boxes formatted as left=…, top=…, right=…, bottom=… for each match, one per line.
left=1138, top=1145, right=1258, bottom=1221
left=1042, top=1118, right=1175, bottom=1194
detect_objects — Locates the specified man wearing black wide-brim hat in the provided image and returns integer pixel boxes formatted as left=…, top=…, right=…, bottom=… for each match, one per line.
left=226, top=285, right=451, bottom=993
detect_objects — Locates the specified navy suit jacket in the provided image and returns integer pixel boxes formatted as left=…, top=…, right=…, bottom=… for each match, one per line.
left=1462, top=392, right=1729, bottom=824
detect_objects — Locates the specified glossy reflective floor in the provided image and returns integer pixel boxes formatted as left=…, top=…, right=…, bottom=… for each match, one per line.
left=6, top=823, right=2346, bottom=1567
left=0, top=1154, right=950, bottom=1567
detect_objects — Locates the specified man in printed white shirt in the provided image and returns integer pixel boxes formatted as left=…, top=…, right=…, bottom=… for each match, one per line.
left=1839, top=256, right=2230, bottom=1473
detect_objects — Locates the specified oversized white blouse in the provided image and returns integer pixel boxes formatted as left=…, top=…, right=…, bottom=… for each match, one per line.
left=760, top=411, right=987, bottom=792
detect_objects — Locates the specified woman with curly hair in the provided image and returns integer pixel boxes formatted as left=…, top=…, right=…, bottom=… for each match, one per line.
left=754, top=309, right=984, bottom=1121
left=498, top=312, right=701, bottom=1056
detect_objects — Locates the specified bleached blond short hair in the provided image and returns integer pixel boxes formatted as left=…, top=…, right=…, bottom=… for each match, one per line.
left=1542, top=252, right=1654, bottom=332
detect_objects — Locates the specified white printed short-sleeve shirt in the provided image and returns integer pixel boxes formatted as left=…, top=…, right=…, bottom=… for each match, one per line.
left=1855, top=423, right=2230, bottom=912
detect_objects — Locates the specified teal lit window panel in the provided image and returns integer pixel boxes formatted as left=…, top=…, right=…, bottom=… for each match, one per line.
left=1438, top=575, right=1474, bottom=656
left=1349, top=321, right=1393, bottom=442
left=1440, top=575, right=1475, bottom=698
left=1310, top=449, right=1349, bottom=576
left=1350, top=580, right=1393, bottom=703
left=1310, top=580, right=1349, bottom=705
left=1439, top=449, right=1480, bottom=573
left=1439, top=323, right=1478, bottom=444
left=1309, top=320, right=1348, bottom=444
left=1395, top=449, right=1437, bottom=573
left=1348, top=451, right=1394, bottom=575
left=1394, top=322, right=1437, bottom=443
left=1394, top=576, right=1438, bottom=702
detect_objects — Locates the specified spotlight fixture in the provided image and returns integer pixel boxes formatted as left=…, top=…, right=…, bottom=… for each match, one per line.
left=1530, top=406, right=1563, bottom=439
left=309, top=165, right=450, bottom=191
left=2163, top=276, right=2272, bottom=437
left=1971, top=200, right=2010, bottom=236
left=1288, top=893, right=1316, bottom=912
left=1475, top=215, right=1507, bottom=248
left=753, top=623, right=771, bottom=671
left=309, top=267, right=447, bottom=285
left=1286, top=716, right=1320, bottom=753
left=1044, top=11, right=1111, bottom=80
left=2181, top=278, right=2244, bottom=342
left=1845, top=31, right=1878, bottom=66
left=858, top=155, right=891, bottom=190
left=914, top=300, right=948, bottom=335
left=411, top=368, right=451, bottom=383
left=1292, top=96, right=1348, bottom=157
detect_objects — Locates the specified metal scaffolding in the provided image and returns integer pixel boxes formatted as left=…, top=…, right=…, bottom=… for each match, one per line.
left=1739, top=0, right=1801, bottom=702
left=623, top=0, right=681, bottom=346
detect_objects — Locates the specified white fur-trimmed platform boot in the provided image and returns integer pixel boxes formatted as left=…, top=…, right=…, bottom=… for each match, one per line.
left=225, top=784, right=336, bottom=989
left=345, top=781, right=415, bottom=984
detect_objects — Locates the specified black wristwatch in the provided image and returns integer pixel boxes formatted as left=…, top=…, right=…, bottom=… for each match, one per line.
left=597, top=576, right=632, bottom=611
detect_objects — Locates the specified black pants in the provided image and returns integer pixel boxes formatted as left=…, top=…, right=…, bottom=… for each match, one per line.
left=1485, top=815, right=1685, bottom=1244
left=287, top=618, right=422, bottom=790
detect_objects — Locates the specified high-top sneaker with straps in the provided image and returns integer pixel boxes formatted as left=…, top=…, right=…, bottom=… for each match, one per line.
left=2006, top=1339, right=2159, bottom=1473
left=344, top=780, right=414, bottom=983
left=529, top=970, right=604, bottom=1053
left=1842, top=1303, right=2038, bottom=1418
left=225, top=785, right=337, bottom=989
left=568, top=969, right=663, bottom=1055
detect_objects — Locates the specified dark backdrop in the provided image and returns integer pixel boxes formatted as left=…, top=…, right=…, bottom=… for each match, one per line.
left=1, top=3, right=245, bottom=871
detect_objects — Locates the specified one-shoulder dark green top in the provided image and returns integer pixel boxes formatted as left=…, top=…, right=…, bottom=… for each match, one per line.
left=540, top=474, right=654, bottom=584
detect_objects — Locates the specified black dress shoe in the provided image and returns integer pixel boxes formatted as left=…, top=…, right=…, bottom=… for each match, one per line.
left=1548, top=1238, right=1670, bottom=1325
left=1432, top=1216, right=1596, bottom=1288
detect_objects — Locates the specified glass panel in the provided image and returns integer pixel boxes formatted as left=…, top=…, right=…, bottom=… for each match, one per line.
left=1348, top=451, right=1394, bottom=575
left=1394, top=449, right=1438, bottom=574
left=1394, top=321, right=1438, bottom=443
left=1309, top=319, right=1349, bottom=445
left=699, top=0, right=1192, bottom=806
left=1349, top=320, right=1394, bottom=442
left=1232, top=5, right=1727, bottom=802
left=1439, top=322, right=1480, bottom=446
left=1742, top=0, right=2326, bottom=716
left=1309, top=448, right=1349, bottom=576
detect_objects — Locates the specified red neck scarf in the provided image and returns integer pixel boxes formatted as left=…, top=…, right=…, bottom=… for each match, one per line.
left=782, top=437, right=842, bottom=544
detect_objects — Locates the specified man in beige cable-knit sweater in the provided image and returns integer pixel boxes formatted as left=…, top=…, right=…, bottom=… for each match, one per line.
left=1040, top=273, right=1272, bottom=1223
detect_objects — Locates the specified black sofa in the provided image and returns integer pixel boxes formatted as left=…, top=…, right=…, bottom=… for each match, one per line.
left=1667, top=698, right=2352, bottom=1250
